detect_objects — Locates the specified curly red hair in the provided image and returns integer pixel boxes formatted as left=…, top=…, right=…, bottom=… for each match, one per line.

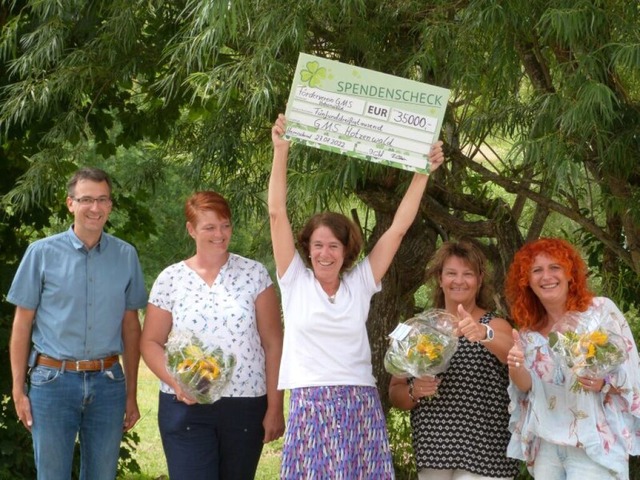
left=505, top=238, right=594, bottom=331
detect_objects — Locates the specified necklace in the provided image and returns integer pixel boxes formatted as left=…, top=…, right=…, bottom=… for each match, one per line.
left=327, top=281, right=340, bottom=303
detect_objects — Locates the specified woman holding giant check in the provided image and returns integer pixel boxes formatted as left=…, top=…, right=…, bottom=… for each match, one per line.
left=269, top=113, right=444, bottom=479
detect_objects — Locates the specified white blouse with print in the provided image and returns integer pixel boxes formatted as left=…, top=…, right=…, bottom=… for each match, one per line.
left=149, top=253, right=273, bottom=397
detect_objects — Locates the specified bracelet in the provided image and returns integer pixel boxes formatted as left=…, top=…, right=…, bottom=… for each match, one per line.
left=407, top=377, right=417, bottom=403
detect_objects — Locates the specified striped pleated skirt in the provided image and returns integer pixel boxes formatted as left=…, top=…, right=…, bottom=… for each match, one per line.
left=281, top=385, right=394, bottom=479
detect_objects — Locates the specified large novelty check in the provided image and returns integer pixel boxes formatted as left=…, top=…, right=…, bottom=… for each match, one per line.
left=284, top=53, right=450, bottom=174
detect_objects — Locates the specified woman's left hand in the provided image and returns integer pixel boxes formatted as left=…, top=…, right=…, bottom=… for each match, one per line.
left=428, top=141, right=445, bottom=173
left=577, top=375, right=605, bottom=392
left=262, top=407, right=285, bottom=443
left=455, top=304, right=486, bottom=342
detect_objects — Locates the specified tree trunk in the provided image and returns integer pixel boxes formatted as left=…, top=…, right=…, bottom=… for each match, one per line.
left=364, top=210, right=440, bottom=412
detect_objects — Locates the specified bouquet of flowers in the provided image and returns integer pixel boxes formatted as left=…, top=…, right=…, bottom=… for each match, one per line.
left=549, top=311, right=627, bottom=393
left=384, top=309, right=459, bottom=378
left=165, top=330, right=236, bottom=404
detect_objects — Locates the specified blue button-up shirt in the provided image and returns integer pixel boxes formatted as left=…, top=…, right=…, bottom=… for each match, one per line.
left=7, top=226, right=148, bottom=360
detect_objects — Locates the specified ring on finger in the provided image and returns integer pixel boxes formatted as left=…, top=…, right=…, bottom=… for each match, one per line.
left=515, top=361, right=520, bottom=368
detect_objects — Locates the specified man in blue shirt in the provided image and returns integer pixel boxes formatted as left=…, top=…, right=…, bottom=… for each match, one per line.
left=8, top=167, right=148, bottom=480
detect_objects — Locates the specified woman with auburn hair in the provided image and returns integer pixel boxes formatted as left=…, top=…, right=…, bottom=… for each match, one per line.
left=505, top=237, right=640, bottom=479
left=141, top=191, right=284, bottom=480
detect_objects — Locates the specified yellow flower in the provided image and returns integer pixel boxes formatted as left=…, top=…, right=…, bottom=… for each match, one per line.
left=412, top=334, right=444, bottom=360
left=196, top=357, right=221, bottom=380
left=578, top=330, right=608, bottom=359
left=177, top=358, right=195, bottom=372
left=184, top=344, right=205, bottom=359
left=589, top=330, right=608, bottom=346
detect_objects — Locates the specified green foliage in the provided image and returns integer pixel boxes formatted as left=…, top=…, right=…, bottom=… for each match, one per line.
left=3, top=0, right=640, bottom=281
left=0, top=155, right=46, bottom=479
left=0, top=397, right=35, bottom=479
left=118, top=432, right=142, bottom=478
left=387, top=408, right=416, bottom=479
left=575, top=230, right=640, bottom=311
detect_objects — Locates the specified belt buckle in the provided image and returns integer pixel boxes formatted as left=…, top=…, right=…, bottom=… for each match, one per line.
left=72, top=357, right=110, bottom=371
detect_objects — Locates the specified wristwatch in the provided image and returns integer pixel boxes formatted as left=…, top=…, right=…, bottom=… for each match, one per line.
left=601, top=376, right=612, bottom=395
left=480, top=323, right=494, bottom=343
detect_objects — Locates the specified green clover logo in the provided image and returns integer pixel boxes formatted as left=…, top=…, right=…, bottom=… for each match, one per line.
left=299, top=61, right=327, bottom=88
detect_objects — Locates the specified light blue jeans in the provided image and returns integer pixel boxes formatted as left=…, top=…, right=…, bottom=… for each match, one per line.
left=533, top=439, right=618, bottom=479
left=29, top=362, right=126, bottom=480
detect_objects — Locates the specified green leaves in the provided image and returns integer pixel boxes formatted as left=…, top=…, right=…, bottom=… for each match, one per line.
left=299, top=61, right=327, bottom=88
left=1, top=0, right=640, bottom=294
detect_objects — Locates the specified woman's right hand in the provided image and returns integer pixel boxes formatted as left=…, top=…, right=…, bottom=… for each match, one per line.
left=508, top=329, right=533, bottom=391
left=507, top=329, right=525, bottom=370
left=172, top=383, right=197, bottom=405
left=413, top=375, right=441, bottom=400
left=272, top=114, right=290, bottom=150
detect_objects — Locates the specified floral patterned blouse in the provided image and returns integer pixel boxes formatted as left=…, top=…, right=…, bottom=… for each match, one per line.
left=507, top=297, right=640, bottom=479
left=149, top=254, right=273, bottom=397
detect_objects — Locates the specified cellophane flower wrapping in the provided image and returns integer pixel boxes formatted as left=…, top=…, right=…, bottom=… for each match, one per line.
left=549, top=311, right=627, bottom=392
left=165, top=330, right=236, bottom=404
left=384, top=309, right=459, bottom=378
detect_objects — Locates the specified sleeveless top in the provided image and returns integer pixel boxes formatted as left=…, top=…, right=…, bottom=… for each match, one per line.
left=410, top=312, right=520, bottom=476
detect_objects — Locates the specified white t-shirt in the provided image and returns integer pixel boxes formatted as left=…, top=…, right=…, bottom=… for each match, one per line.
left=277, top=252, right=381, bottom=389
left=149, top=254, right=273, bottom=397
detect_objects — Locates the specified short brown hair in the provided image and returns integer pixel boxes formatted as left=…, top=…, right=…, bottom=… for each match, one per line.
left=184, top=191, right=232, bottom=225
left=67, top=167, right=112, bottom=197
left=297, top=212, right=363, bottom=273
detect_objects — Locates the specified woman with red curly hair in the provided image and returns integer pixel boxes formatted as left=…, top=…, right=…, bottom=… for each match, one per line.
left=505, top=238, right=640, bottom=479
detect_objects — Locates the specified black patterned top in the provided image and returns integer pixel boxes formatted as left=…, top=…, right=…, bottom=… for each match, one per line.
left=410, top=312, right=520, bottom=477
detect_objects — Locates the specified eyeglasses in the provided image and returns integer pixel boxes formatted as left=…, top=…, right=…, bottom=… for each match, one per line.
left=72, top=196, right=112, bottom=206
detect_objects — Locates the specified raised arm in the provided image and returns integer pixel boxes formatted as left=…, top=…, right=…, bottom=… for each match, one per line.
left=268, top=114, right=296, bottom=278
left=508, top=329, right=532, bottom=392
left=455, top=304, right=513, bottom=364
left=368, top=141, right=444, bottom=283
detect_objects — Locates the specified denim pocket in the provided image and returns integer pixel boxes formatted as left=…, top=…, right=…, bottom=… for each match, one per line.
left=103, top=362, right=125, bottom=383
left=29, top=365, right=61, bottom=386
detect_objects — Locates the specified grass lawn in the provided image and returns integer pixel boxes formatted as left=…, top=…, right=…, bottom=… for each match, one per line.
left=119, top=362, right=283, bottom=479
